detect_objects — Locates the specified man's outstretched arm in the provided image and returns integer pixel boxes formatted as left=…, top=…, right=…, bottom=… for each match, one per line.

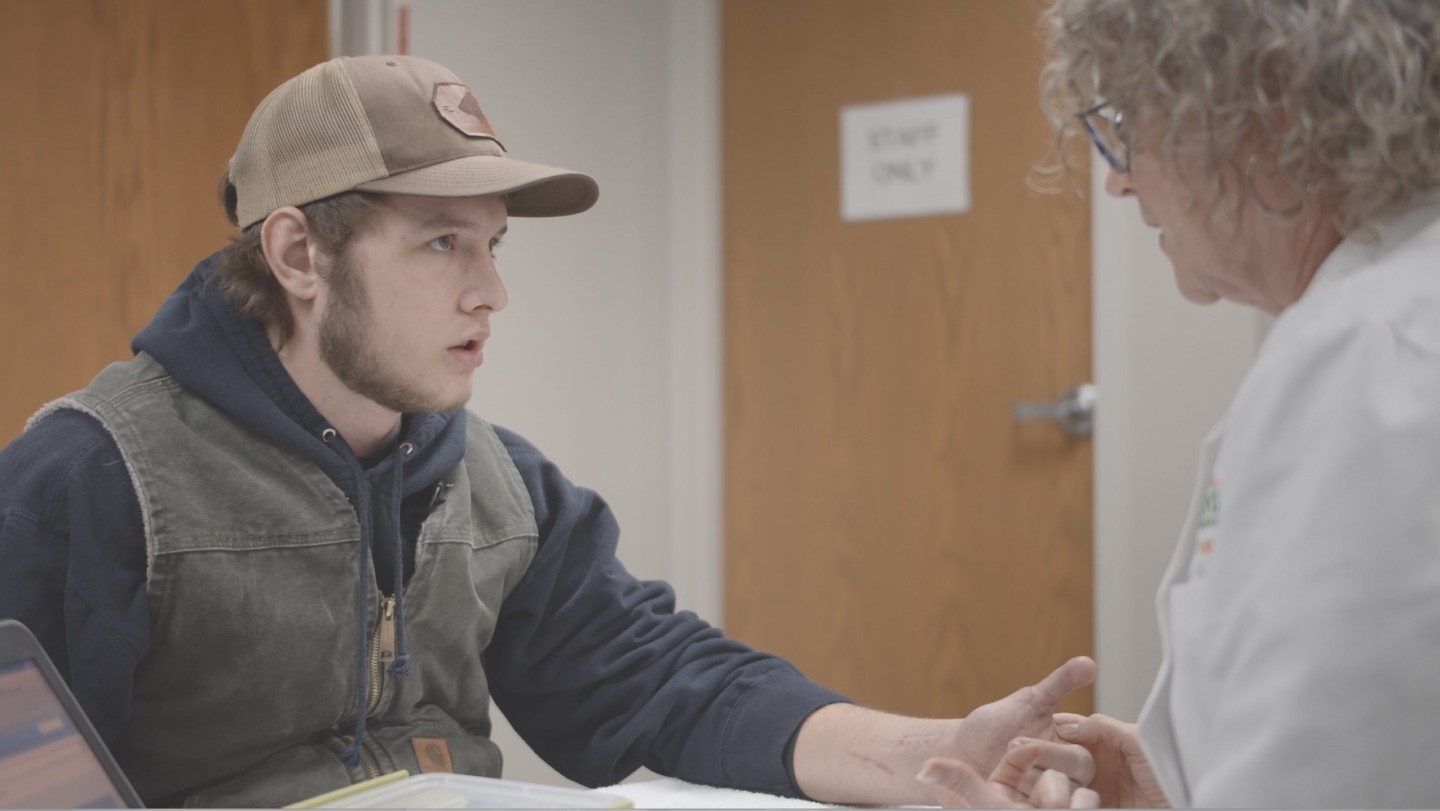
left=487, top=425, right=1096, bottom=804
left=793, top=657, right=1097, bottom=805
left=485, top=426, right=851, bottom=795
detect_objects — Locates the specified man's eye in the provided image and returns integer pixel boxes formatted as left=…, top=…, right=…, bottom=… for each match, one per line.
left=489, top=237, right=504, bottom=255
left=428, top=235, right=455, bottom=252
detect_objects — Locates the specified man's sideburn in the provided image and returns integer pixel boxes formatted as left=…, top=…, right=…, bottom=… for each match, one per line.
left=317, top=249, right=466, bottom=414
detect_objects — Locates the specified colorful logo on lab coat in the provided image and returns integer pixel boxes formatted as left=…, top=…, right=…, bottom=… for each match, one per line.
left=1189, top=479, right=1219, bottom=579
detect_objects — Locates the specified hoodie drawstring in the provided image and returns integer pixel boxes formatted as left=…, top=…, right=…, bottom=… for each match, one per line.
left=339, top=438, right=416, bottom=768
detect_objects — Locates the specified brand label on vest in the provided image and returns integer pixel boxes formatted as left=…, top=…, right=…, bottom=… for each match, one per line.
left=412, top=738, right=454, bottom=773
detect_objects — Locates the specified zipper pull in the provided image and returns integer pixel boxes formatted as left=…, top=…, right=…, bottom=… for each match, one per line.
left=427, top=481, right=454, bottom=512
left=378, top=596, right=396, bottom=665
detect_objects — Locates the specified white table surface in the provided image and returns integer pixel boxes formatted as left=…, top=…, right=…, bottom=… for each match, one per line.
left=596, top=778, right=835, bottom=809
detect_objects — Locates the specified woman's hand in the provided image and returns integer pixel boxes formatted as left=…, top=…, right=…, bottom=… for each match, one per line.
left=1053, top=713, right=1169, bottom=808
left=916, top=739, right=1100, bottom=808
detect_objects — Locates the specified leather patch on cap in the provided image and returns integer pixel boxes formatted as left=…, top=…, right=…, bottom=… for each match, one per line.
left=411, top=737, right=454, bottom=773
left=434, top=82, right=497, bottom=140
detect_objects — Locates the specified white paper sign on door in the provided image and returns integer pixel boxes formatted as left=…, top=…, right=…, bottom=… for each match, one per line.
left=840, top=93, right=970, bottom=222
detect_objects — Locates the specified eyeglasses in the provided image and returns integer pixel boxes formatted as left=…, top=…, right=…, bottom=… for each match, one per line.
left=1080, top=102, right=1129, bottom=173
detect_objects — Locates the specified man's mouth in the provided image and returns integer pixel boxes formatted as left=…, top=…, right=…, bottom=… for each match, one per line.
left=448, top=338, right=486, bottom=368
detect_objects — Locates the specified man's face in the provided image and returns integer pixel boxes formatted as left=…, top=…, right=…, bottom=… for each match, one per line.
left=319, top=194, right=508, bottom=414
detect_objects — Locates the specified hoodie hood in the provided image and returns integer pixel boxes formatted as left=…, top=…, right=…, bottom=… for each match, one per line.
left=133, top=255, right=466, bottom=495
left=133, top=252, right=468, bottom=765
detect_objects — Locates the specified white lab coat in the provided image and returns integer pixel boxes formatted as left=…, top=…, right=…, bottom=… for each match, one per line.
left=1136, top=196, right=1440, bottom=808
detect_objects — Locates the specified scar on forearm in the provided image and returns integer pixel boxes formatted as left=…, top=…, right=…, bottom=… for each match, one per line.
left=848, top=752, right=896, bottom=777
left=899, top=732, right=946, bottom=744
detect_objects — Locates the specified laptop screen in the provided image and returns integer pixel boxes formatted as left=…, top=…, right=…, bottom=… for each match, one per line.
left=0, top=660, right=130, bottom=808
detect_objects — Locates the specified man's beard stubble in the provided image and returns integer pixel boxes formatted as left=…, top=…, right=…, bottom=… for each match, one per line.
left=317, top=252, right=469, bottom=415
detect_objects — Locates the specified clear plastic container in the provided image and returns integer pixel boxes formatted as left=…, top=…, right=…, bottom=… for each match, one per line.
left=319, top=773, right=632, bottom=809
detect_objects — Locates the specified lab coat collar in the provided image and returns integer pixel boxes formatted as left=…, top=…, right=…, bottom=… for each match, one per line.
left=1302, top=192, right=1440, bottom=300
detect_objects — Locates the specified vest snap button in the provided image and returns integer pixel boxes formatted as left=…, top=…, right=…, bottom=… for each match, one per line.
left=321, top=428, right=337, bottom=442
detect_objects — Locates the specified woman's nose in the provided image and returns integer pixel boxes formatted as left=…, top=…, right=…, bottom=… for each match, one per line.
left=1103, top=166, right=1134, bottom=197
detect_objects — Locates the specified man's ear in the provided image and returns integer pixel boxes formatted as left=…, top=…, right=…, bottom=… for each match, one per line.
left=260, top=206, right=321, bottom=301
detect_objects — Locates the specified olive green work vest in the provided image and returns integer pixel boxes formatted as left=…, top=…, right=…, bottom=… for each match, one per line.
left=31, top=353, right=538, bottom=807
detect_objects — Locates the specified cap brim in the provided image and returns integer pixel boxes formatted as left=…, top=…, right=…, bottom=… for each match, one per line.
left=355, top=155, right=599, bottom=217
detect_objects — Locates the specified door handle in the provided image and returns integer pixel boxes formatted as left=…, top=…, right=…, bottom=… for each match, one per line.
left=1012, top=383, right=1096, bottom=438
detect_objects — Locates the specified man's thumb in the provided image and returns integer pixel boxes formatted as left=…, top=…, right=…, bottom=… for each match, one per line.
left=1031, top=657, right=1098, bottom=710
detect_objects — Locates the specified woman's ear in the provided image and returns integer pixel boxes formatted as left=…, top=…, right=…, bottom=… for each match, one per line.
left=260, top=206, right=320, bottom=301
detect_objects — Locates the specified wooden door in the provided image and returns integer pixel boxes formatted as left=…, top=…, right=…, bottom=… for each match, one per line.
left=0, top=0, right=327, bottom=441
left=724, top=0, right=1093, bottom=717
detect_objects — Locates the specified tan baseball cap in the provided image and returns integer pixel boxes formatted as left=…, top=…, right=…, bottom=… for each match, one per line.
left=225, top=55, right=599, bottom=229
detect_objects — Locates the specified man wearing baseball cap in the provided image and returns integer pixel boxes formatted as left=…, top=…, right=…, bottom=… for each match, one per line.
left=0, top=56, right=1095, bottom=807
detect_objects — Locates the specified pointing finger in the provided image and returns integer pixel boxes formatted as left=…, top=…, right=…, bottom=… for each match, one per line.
left=1055, top=713, right=1124, bottom=746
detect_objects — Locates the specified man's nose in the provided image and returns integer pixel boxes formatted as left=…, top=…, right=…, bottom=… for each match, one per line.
left=1103, top=165, right=1133, bottom=197
left=462, top=256, right=508, bottom=314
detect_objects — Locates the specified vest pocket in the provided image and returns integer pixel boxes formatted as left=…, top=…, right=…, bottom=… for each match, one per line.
left=179, top=720, right=503, bottom=807
left=180, top=733, right=360, bottom=808
left=362, top=719, right=504, bottom=779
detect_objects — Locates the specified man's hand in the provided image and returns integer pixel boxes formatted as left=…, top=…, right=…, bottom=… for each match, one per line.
left=1053, top=713, right=1169, bottom=808
left=793, top=657, right=1097, bottom=805
left=951, top=657, right=1099, bottom=776
left=916, top=740, right=1100, bottom=808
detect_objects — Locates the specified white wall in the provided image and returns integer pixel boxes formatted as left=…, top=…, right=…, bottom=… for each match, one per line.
left=1091, top=155, right=1264, bottom=720
left=399, top=0, right=721, bottom=788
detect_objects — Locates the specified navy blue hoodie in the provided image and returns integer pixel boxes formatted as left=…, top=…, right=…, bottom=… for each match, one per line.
left=0, top=255, right=848, bottom=796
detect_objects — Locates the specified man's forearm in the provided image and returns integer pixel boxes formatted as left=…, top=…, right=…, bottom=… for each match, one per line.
left=792, top=703, right=962, bottom=805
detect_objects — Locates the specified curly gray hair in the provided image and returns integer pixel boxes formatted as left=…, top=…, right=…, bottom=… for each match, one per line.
left=1038, top=0, right=1440, bottom=235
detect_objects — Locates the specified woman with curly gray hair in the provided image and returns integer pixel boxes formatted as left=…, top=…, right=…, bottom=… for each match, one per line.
left=1006, top=0, right=1440, bottom=808
left=915, top=1, right=1440, bottom=807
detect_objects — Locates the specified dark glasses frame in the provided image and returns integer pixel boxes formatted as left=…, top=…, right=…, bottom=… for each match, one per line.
left=1079, top=102, right=1129, bottom=174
